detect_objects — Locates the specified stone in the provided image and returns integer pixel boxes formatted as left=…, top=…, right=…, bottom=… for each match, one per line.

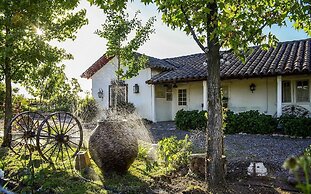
left=189, top=154, right=206, bottom=178
left=89, top=121, right=138, bottom=175
left=83, top=167, right=100, bottom=181
left=75, top=151, right=91, bottom=171
left=247, top=162, right=268, bottom=176
left=148, top=144, right=158, bottom=161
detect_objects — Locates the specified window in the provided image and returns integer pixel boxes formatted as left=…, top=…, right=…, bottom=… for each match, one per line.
left=155, top=85, right=165, bottom=98
left=109, top=84, right=128, bottom=107
left=178, top=89, right=187, bottom=105
left=282, top=81, right=291, bottom=103
left=296, top=80, right=309, bottom=102
left=166, top=85, right=172, bottom=101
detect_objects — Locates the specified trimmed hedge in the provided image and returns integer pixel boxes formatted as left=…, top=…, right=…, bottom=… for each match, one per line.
left=279, top=115, right=311, bottom=137
left=175, top=109, right=311, bottom=137
left=225, top=110, right=277, bottom=134
left=175, top=109, right=207, bottom=131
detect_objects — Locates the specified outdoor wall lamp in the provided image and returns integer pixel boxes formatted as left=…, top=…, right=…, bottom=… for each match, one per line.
left=249, top=83, right=256, bottom=93
left=133, top=84, right=139, bottom=93
left=98, top=88, right=104, bottom=99
left=173, top=83, right=178, bottom=88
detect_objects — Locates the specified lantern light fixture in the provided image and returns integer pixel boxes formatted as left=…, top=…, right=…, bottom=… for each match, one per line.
left=249, top=83, right=256, bottom=93
left=133, top=84, right=139, bottom=93
left=98, top=88, right=104, bottom=99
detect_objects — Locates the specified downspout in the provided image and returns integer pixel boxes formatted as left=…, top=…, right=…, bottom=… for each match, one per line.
left=266, top=78, right=268, bottom=113
left=150, top=69, right=155, bottom=122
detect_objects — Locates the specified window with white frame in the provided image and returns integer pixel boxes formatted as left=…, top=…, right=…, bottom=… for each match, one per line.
left=109, top=84, right=128, bottom=107
left=178, top=89, right=187, bottom=106
left=282, top=81, right=291, bottom=103
left=296, top=80, right=309, bottom=102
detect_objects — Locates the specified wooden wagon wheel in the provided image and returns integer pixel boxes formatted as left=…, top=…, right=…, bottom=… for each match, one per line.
left=36, top=112, right=83, bottom=167
left=8, top=111, right=45, bottom=157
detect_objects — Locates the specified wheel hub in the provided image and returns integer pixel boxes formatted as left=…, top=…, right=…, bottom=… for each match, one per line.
left=55, top=134, right=69, bottom=143
left=24, top=130, right=36, bottom=138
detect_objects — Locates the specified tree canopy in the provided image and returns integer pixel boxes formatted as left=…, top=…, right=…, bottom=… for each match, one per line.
left=24, top=63, right=82, bottom=112
left=95, top=9, right=155, bottom=79
left=0, top=0, right=88, bottom=146
left=0, top=0, right=87, bottom=83
left=89, top=0, right=310, bottom=55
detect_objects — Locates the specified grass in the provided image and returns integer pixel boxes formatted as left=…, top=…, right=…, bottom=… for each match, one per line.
left=0, top=137, right=168, bottom=194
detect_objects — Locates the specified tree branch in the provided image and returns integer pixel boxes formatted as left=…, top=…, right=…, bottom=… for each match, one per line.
left=180, top=5, right=206, bottom=52
left=220, top=5, right=279, bottom=49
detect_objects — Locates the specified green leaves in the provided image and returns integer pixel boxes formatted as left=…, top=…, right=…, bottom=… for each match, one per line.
left=96, top=10, right=155, bottom=79
left=0, top=1, right=87, bottom=82
left=23, top=63, right=82, bottom=112
left=283, top=154, right=311, bottom=193
left=157, top=135, right=192, bottom=171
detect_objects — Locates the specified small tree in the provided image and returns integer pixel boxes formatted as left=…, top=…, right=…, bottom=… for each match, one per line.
left=93, top=8, right=155, bottom=108
left=25, top=64, right=82, bottom=112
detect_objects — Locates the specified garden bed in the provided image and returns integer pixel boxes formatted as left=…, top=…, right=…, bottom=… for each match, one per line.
left=0, top=126, right=309, bottom=193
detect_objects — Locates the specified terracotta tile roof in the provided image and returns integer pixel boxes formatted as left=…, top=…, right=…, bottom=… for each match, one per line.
left=81, top=55, right=114, bottom=79
left=147, top=38, right=311, bottom=84
left=81, top=54, right=175, bottom=79
left=146, top=55, right=176, bottom=70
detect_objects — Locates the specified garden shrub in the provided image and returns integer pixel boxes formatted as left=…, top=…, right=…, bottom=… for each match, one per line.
left=137, top=145, right=158, bottom=172
left=76, top=96, right=98, bottom=123
left=279, top=115, right=311, bottom=137
left=175, top=109, right=207, bottom=131
left=283, top=153, right=311, bottom=193
left=157, top=135, right=192, bottom=171
left=225, top=110, right=277, bottom=134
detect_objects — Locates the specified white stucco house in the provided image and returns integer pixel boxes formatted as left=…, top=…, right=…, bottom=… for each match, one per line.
left=81, top=38, right=311, bottom=122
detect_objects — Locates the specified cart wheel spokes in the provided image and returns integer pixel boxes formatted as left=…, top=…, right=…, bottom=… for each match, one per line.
left=9, top=111, right=45, bottom=156
left=37, top=112, right=83, bottom=167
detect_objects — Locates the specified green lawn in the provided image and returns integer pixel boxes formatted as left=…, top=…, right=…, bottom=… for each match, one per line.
left=0, top=138, right=166, bottom=194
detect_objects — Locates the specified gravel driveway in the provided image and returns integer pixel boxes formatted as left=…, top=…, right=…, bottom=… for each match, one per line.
left=149, top=122, right=311, bottom=178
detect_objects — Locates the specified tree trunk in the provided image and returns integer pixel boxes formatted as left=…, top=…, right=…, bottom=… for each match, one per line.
left=204, top=1, right=225, bottom=189
left=2, top=1, right=13, bottom=147
left=2, top=59, right=12, bottom=147
left=205, top=38, right=225, bottom=189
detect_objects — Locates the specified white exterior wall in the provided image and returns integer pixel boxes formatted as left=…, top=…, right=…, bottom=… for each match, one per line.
left=91, top=57, right=311, bottom=122
left=223, top=77, right=277, bottom=115
left=91, top=57, right=154, bottom=120
left=156, top=78, right=279, bottom=121
left=171, top=82, right=203, bottom=120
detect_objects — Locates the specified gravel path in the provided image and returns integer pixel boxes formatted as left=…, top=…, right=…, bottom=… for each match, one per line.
left=225, top=134, right=311, bottom=165
left=149, top=122, right=311, bottom=178
left=150, top=128, right=311, bottom=165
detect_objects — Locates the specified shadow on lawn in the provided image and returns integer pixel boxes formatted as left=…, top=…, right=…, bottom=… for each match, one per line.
left=0, top=146, right=103, bottom=194
left=0, top=145, right=151, bottom=194
left=103, top=172, right=151, bottom=193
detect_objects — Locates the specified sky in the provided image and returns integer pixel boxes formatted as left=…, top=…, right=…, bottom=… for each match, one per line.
left=51, top=0, right=310, bottom=95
